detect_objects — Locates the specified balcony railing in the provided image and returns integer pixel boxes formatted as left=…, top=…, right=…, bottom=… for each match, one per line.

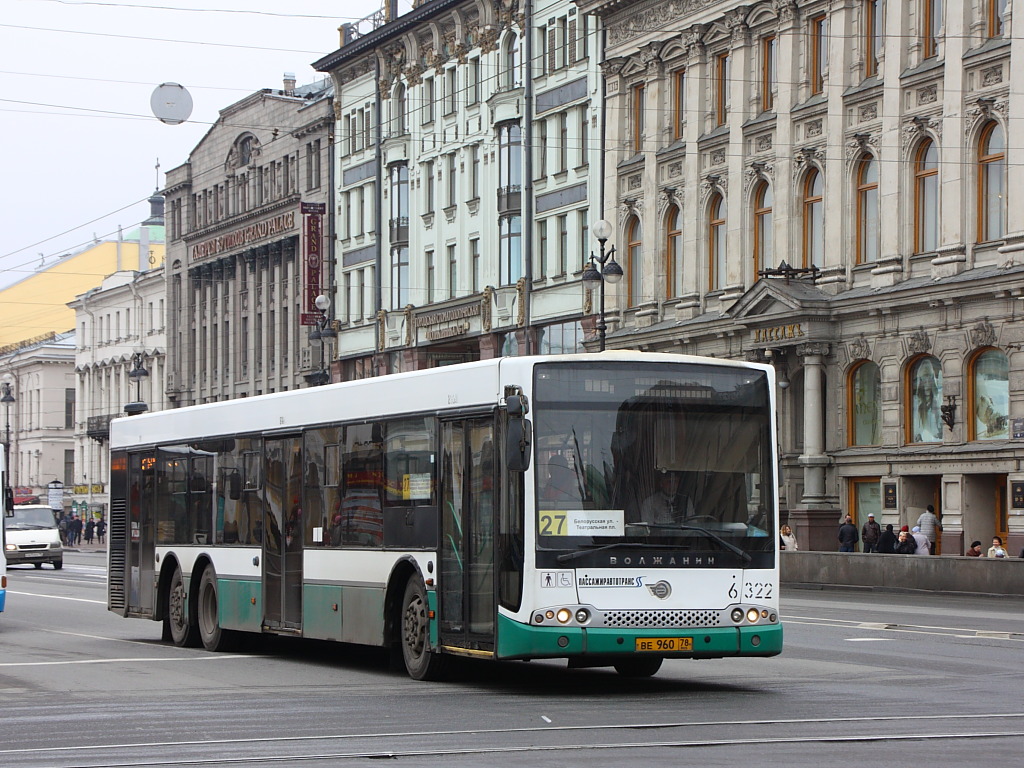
left=86, top=413, right=118, bottom=441
left=497, top=185, right=521, bottom=215
left=389, top=216, right=409, bottom=243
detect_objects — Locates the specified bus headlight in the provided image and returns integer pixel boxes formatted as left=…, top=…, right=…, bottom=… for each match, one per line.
left=731, top=608, right=744, bottom=623
left=575, top=609, right=590, bottom=624
left=746, top=608, right=760, bottom=623
left=556, top=608, right=572, bottom=624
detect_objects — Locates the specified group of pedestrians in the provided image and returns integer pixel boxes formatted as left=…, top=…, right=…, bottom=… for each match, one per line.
left=57, top=513, right=105, bottom=547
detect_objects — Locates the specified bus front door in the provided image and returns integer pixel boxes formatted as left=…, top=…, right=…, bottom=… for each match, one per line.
left=262, top=437, right=303, bottom=631
left=127, top=451, right=156, bottom=616
left=439, top=419, right=496, bottom=653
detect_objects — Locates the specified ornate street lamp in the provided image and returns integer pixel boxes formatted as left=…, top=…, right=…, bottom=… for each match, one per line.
left=124, top=352, right=150, bottom=416
left=2, top=375, right=14, bottom=491
left=307, top=294, right=335, bottom=387
left=581, top=219, right=623, bottom=352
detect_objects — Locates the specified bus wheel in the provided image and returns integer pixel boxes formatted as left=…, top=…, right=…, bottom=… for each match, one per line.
left=400, top=577, right=447, bottom=681
left=197, top=564, right=236, bottom=652
left=166, top=565, right=199, bottom=648
left=614, top=657, right=663, bottom=678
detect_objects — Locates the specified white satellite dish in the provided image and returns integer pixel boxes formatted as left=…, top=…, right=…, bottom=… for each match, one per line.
left=151, top=82, right=193, bottom=125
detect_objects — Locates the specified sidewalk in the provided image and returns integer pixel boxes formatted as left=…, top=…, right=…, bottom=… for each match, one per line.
left=63, top=542, right=108, bottom=554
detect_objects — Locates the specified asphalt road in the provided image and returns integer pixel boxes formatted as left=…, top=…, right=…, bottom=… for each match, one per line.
left=1, top=550, right=1021, bottom=767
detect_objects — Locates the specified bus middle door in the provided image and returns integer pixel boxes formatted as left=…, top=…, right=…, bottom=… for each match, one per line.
left=262, top=437, right=303, bottom=632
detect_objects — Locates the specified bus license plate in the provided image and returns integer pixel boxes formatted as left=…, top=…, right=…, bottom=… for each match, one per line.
left=635, top=637, right=692, bottom=652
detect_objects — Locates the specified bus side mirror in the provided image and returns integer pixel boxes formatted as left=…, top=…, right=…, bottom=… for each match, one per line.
left=506, top=419, right=532, bottom=472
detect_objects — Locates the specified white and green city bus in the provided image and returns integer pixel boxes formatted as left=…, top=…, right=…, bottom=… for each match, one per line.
left=107, top=352, right=781, bottom=679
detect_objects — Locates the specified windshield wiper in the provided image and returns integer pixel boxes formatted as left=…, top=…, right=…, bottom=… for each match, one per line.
left=626, top=522, right=753, bottom=563
left=556, top=542, right=678, bottom=563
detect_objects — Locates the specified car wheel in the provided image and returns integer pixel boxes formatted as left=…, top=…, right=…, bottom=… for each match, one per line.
left=52, top=560, right=63, bottom=570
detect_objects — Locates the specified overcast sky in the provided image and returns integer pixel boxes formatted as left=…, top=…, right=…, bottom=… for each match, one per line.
left=1, top=0, right=404, bottom=290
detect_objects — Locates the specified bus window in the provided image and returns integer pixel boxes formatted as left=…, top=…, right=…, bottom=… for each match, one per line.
left=338, top=423, right=384, bottom=547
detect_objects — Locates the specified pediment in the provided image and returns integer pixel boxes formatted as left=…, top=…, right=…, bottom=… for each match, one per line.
left=727, top=278, right=830, bottom=321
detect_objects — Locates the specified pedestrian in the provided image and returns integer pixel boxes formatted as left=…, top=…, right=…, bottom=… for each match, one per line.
left=84, top=518, right=95, bottom=544
left=911, top=526, right=931, bottom=555
left=861, top=513, right=882, bottom=553
left=878, top=523, right=897, bottom=554
left=916, top=504, right=942, bottom=554
left=987, top=536, right=1008, bottom=558
left=838, top=515, right=859, bottom=552
left=780, top=524, right=798, bottom=551
left=95, top=517, right=106, bottom=545
left=58, top=514, right=69, bottom=546
left=965, top=540, right=984, bottom=557
left=72, top=514, right=83, bottom=546
left=895, top=528, right=917, bottom=554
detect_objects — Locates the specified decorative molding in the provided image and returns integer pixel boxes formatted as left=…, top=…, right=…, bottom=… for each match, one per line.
left=849, top=335, right=871, bottom=361
left=805, top=119, right=823, bottom=138
left=607, top=2, right=719, bottom=47
left=906, top=327, right=932, bottom=355
left=481, top=287, right=493, bottom=332
left=981, top=65, right=1003, bottom=87
left=797, top=343, right=830, bottom=358
left=970, top=320, right=997, bottom=349
left=755, top=133, right=773, bottom=152
left=792, top=146, right=824, bottom=181
left=744, top=161, right=775, bottom=194
left=917, top=84, right=938, bottom=105
left=859, top=102, right=878, bottom=122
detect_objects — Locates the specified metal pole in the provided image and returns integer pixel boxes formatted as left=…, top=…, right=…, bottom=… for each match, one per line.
left=597, top=241, right=607, bottom=352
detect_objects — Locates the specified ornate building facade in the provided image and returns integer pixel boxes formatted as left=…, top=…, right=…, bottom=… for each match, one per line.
left=315, top=0, right=603, bottom=377
left=161, top=76, right=334, bottom=403
left=577, top=0, right=1024, bottom=554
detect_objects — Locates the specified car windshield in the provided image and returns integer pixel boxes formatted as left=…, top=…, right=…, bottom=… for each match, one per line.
left=9, top=507, right=57, bottom=529
left=533, top=362, right=774, bottom=558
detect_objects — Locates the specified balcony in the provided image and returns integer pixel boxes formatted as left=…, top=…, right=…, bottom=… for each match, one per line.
left=389, top=216, right=409, bottom=244
left=86, top=413, right=118, bottom=441
left=497, top=185, right=521, bottom=215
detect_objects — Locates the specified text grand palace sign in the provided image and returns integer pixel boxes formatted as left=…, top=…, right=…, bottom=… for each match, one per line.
left=190, top=211, right=296, bottom=261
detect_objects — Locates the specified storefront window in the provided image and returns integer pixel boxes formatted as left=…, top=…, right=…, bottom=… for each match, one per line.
left=850, top=361, right=881, bottom=446
left=971, top=349, right=1009, bottom=440
left=908, top=355, right=943, bottom=443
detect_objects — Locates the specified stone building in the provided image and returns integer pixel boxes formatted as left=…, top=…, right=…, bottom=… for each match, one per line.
left=314, top=0, right=603, bottom=377
left=161, top=75, right=334, bottom=403
left=577, top=0, right=1024, bottom=554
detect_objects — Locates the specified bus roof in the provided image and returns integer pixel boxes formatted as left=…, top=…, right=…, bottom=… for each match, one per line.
left=108, top=351, right=771, bottom=450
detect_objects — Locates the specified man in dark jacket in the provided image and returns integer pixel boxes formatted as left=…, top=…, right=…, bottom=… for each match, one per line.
left=877, top=524, right=898, bottom=553
left=838, top=515, right=859, bottom=552
left=861, top=513, right=882, bottom=552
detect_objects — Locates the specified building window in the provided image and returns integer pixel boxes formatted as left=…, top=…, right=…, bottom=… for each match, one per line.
left=426, top=249, right=435, bottom=302
left=856, top=155, right=879, bottom=264
left=802, top=169, right=824, bottom=268
left=471, top=237, right=481, bottom=292
left=424, top=160, right=435, bottom=214
left=504, top=31, right=522, bottom=89
left=391, top=247, right=409, bottom=308
left=708, top=193, right=727, bottom=290
left=923, top=0, right=941, bottom=58
left=500, top=216, right=522, bottom=285
left=538, top=321, right=584, bottom=354
left=558, top=111, right=568, bottom=173
left=470, top=144, right=480, bottom=200
left=672, top=68, right=686, bottom=139
left=422, top=78, right=434, bottom=124
left=446, top=153, right=457, bottom=208
left=914, top=139, right=938, bottom=253
left=578, top=208, right=589, bottom=273
left=390, top=164, right=409, bottom=234
left=537, top=219, right=548, bottom=279
left=665, top=204, right=682, bottom=298
left=989, top=0, right=1006, bottom=38
left=753, top=180, right=773, bottom=278
left=762, top=35, right=777, bottom=112
left=850, top=479, right=882, bottom=526
left=498, top=123, right=522, bottom=193
left=849, top=360, right=881, bottom=446
left=978, top=121, right=1006, bottom=242
left=444, top=67, right=457, bottom=116
left=970, top=348, right=1009, bottom=441
left=716, top=52, right=731, bottom=125
left=392, top=83, right=407, bottom=135
left=578, top=105, right=589, bottom=167
left=631, top=82, right=645, bottom=153
left=810, top=14, right=827, bottom=95
left=468, top=58, right=480, bottom=105
left=907, top=355, right=943, bottom=443
left=557, top=214, right=568, bottom=276
left=537, top=117, right=548, bottom=178
left=626, top=216, right=643, bottom=307
left=447, top=243, right=457, bottom=299
left=864, top=0, right=882, bottom=78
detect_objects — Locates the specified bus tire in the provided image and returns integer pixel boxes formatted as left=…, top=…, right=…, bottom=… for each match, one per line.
left=614, top=657, right=663, bottom=678
left=197, top=564, right=237, bottom=652
left=166, top=565, right=200, bottom=648
left=400, top=576, right=447, bottom=681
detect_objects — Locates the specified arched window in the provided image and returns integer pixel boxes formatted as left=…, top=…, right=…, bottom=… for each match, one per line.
left=978, top=121, right=1006, bottom=242
left=626, top=216, right=643, bottom=307
left=969, top=348, right=1009, bottom=440
left=665, top=204, right=682, bottom=298
left=708, top=192, right=727, bottom=290
left=856, top=155, right=879, bottom=263
left=802, top=169, right=823, bottom=268
left=914, top=139, right=938, bottom=253
left=392, top=83, right=407, bottom=135
left=907, top=355, right=943, bottom=443
left=504, top=32, right=522, bottom=89
left=753, top=181, right=773, bottom=277
left=849, top=360, right=881, bottom=446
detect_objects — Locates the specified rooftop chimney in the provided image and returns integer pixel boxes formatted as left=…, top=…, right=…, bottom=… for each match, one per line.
left=283, top=72, right=296, bottom=96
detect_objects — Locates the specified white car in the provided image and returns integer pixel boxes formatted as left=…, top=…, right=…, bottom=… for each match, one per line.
left=5, top=504, right=63, bottom=569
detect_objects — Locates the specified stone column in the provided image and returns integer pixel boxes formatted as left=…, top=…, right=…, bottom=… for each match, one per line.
left=798, top=343, right=830, bottom=505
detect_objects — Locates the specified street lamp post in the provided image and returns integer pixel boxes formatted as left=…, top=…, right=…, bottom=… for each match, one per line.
left=307, top=294, right=336, bottom=387
left=581, top=219, right=623, bottom=352
left=124, top=352, right=150, bottom=416
left=2, top=376, right=14, bottom=488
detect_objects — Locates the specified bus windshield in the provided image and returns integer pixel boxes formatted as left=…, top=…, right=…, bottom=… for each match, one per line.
left=533, top=362, right=774, bottom=559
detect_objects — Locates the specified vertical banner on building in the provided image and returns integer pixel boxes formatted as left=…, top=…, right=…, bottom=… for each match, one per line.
left=301, top=202, right=327, bottom=325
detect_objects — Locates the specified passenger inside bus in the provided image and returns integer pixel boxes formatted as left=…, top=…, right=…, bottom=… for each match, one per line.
left=540, top=454, right=579, bottom=504
left=639, top=470, right=694, bottom=525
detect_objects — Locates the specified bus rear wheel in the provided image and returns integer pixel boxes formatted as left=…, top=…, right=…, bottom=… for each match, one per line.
left=400, top=577, right=447, bottom=681
left=197, top=564, right=237, bottom=652
left=614, top=657, right=663, bottom=678
left=166, top=565, right=200, bottom=648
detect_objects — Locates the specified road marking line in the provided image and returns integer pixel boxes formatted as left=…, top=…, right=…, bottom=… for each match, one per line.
left=0, top=655, right=258, bottom=668
left=845, top=637, right=892, bottom=642
left=8, top=590, right=106, bottom=604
